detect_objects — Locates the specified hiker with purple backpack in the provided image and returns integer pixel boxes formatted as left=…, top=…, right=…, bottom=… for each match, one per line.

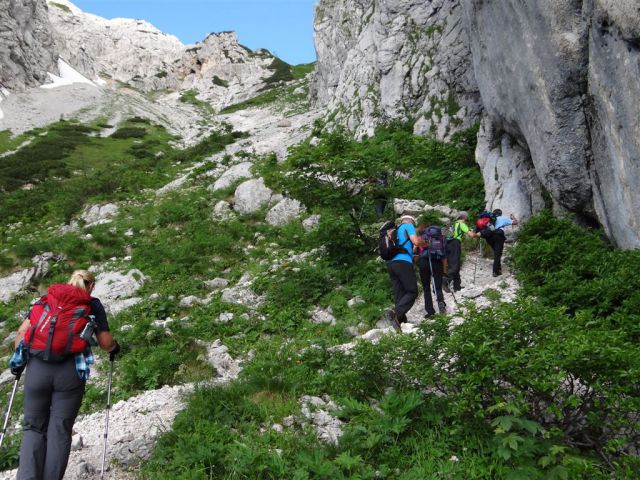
left=417, top=223, right=448, bottom=316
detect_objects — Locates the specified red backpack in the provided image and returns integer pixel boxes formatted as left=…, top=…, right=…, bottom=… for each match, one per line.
left=24, top=284, right=92, bottom=361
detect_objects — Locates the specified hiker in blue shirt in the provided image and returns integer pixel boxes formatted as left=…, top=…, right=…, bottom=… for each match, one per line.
left=485, top=209, right=519, bottom=277
left=384, top=214, right=420, bottom=331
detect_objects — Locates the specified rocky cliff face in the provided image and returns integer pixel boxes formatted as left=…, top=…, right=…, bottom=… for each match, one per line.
left=587, top=0, right=640, bottom=248
left=47, top=0, right=184, bottom=84
left=463, top=0, right=593, bottom=221
left=465, top=0, right=640, bottom=248
left=0, top=0, right=58, bottom=90
left=314, top=0, right=640, bottom=248
left=47, top=0, right=284, bottom=109
left=311, top=0, right=482, bottom=139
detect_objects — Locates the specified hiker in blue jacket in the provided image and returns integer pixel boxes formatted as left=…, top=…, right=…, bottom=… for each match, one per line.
left=484, top=209, right=519, bottom=277
left=384, top=214, right=421, bottom=331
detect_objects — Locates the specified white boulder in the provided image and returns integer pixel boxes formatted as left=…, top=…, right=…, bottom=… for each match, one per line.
left=81, top=203, right=118, bottom=227
left=92, top=269, right=147, bottom=315
left=302, top=214, right=321, bottom=231
left=233, top=178, right=273, bottom=214
left=210, top=161, right=253, bottom=192
left=266, top=198, right=306, bottom=226
left=212, top=200, right=233, bottom=220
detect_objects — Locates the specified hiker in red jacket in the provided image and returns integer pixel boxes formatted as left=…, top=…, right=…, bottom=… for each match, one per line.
left=12, top=270, right=120, bottom=480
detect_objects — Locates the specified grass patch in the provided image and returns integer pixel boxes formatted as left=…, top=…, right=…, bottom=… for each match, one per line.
left=212, top=75, right=229, bottom=88
left=262, top=57, right=294, bottom=87
left=179, top=89, right=214, bottom=115
left=50, top=1, right=71, bottom=13
left=292, top=62, right=316, bottom=79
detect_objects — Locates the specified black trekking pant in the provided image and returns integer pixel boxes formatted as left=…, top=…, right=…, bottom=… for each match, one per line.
left=446, top=239, right=462, bottom=290
left=18, top=357, right=85, bottom=480
left=386, top=260, right=418, bottom=323
left=486, top=230, right=506, bottom=275
left=418, top=255, right=445, bottom=315
left=374, top=199, right=387, bottom=218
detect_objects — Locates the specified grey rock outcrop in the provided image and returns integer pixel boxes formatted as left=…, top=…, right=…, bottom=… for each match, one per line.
left=220, top=273, right=263, bottom=309
left=266, top=197, right=306, bottom=226
left=462, top=0, right=640, bottom=247
left=212, top=200, right=233, bottom=220
left=0, top=0, right=58, bottom=90
left=315, top=0, right=640, bottom=247
left=46, top=0, right=288, bottom=110
left=80, top=202, right=118, bottom=226
left=463, top=0, right=593, bottom=217
left=0, top=252, right=61, bottom=303
left=587, top=0, right=640, bottom=248
left=476, top=118, right=546, bottom=219
left=211, top=161, right=253, bottom=191
left=311, top=0, right=482, bottom=139
left=92, top=269, right=148, bottom=315
left=233, top=178, right=273, bottom=214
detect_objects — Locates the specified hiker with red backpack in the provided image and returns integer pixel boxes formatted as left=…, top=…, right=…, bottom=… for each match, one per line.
left=475, top=209, right=519, bottom=277
left=417, top=223, right=448, bottom=316
left=380, top=214, right=421, bottom=331
left=10, top=270, right=120, bottom=480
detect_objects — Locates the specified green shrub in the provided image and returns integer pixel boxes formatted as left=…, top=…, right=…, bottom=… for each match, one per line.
left=262, top=57, right=294, bottom=87
left=212, top=75, right=229, bottom=87
left=109, top=127, right=146, bottom=139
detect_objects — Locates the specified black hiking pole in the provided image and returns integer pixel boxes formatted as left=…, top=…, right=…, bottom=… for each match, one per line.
left=100, top=359, right=114, bottom=479
left=0, top=372, right=21, bottom=449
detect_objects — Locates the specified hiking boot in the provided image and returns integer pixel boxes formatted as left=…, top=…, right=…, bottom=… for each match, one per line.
left=492, top=271, right=502, bottom=277
left=384, top=309, right=401, bottom=332
left=437, top=301, right=447, bottom=314
left=453, top=285, right=463, bottom=292
left=442, top=281, right=451, bottom=293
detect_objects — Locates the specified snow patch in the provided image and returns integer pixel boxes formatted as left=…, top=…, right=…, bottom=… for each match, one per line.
left=41, top=58, right=96, bottom=89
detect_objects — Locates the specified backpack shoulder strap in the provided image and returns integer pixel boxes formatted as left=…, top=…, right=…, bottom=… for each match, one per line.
left=400, top=230, right=411, bottom=247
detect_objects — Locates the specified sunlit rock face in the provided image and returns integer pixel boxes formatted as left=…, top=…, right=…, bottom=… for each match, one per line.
left=46, top=0, right=284, bottom=109
left=0, top=0, right=58, bottom=90
left=311, top=0, right=482, bottom=140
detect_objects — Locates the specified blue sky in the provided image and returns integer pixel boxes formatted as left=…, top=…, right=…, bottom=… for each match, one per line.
left=72, top=0, right=318, bottom=65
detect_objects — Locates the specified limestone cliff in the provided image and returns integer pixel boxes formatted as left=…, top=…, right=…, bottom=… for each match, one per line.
left=314, top=0, right=640, bottom=248
left=47, top=0, right=285, bottom=109
left=311, top=0, right=482, bottom=139
left=0, top=0, right=58, bottom=90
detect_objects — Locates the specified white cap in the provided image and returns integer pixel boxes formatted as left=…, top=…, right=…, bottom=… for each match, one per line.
left=399, top=214, right=416, bottom=223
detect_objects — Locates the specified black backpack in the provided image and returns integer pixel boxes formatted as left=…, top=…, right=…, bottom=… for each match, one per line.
left=378, top=221, right=411, bottom=261
left=421, top=225, right=447, bottom=259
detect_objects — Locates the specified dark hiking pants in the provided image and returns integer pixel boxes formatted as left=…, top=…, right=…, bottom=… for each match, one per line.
left=446, top=238, right=462, bottom=290
left=18, top=356, right=85, bottom=480
left=386, top=260, right=418, bottom=323
left=418, top=255, right=445, bottom=314
left=486, top=230, right=506, bottom=275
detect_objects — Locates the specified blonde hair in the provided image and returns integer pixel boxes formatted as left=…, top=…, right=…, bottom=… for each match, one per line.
left=68, top=270, right=96, bottom=291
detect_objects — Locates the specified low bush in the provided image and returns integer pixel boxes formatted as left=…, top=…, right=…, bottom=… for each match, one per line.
left=109, top=126, right=147, bottom=139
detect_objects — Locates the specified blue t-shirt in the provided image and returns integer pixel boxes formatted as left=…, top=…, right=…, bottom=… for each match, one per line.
left=494, top=216, right=514, bottom=231
left=390, top=223, right=415, bottom=263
